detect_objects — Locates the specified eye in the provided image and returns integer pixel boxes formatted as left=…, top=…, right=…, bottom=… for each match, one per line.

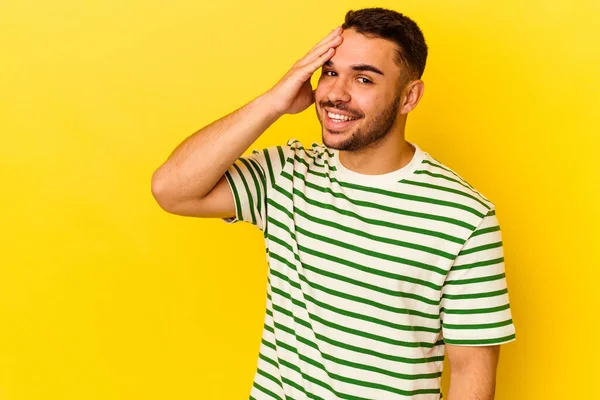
left=358, top=77, right=372, bottom=84
left=324, top=71, right=337, bottom=77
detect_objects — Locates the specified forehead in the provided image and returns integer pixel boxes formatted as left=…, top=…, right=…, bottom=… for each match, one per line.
left=328, top=28, right=399, bottom=75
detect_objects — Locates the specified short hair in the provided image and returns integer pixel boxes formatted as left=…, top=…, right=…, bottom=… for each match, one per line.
left=341, top=8, right=428, bottom=83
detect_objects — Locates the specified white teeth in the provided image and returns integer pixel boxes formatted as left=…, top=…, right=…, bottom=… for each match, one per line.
left=327, top=111, right=357, bottom=122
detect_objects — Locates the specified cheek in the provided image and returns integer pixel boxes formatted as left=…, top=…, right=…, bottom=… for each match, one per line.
left=358, top=94, right=385, bottom=116
left=314, top=82, right=328, bottom=101
left=353, top=97, right=374, bottom=117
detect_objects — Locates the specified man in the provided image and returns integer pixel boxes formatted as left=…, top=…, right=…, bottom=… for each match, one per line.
left=151, top=7, right=516, bottom=400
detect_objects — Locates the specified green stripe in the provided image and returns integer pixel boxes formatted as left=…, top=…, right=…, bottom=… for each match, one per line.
left=256, top=367, right=290, bottom=399
left=266, top=321, right=442, bottom=398
left=263, top=148, right=276, bottom=186
left=294, top=224, right=448, bottom=275
left=458, top=241, right=502, bottom=256
left=420, top=158, right=485, bottom=200
left=267, top=208, right=442, bottom=290
left=246, top=155, right=266, bottom=180
left=246, top=157, right=267, bottom=187
left=441, top=303, right=510, bottom=315
left=271, top=289, right=438, bottom=349
left=267, top=234, right=440, bottom=306
left=224, top=171, right=242, bottom=222
left=260, top=352, right=305, bottom=398
left=450, top=257, right=504, bottom=271
left=306, top=290, right=440, bottom=329
left=276, top=146, right=285, bottom=169
left=276, top=356, right=371, bottom=400
left=275, top=340, right=441, bottom=397
left=259, top=351, right=279, bottom=368
left=232, top=162, right=257, bottom=225
left=332, top=178, right=485, bottom=218
left=296, top=140, right=335, bottom=158
left=472, top=224, right=500, bottom=237
left=401, top=179, right=490, bottom=209
left=281, top=171, right=478, bottom=231
left=258, top=354, right=304, bottom=400
left=291, top=168, right=484, bottom=219
left=441, top=288, right=508, bottom=300
left=267, top=214, right=444, bottom=291
left=273, top=182, right=293, bottom=201
left=445, top=273, right=506, bottom=286
left=273, top=329, right=443, bottom=397
left=246, top=157, right=268, bottom=244
left=253, top=380, right=283, bottom=400
left=270, top=319, right=444, bottom=365
left=297, top=244, right=443, bottom=291
left=291, top=145, right=335, bottom=169
left=443, top=318, right=513, bottom=330
left=292, top=206, right=457, bottom=260
left=292, top=153, right=329, bottom=170
left=270, top=336, right=442, bottom=385
left=443, top=333, right=516, bottom=345
left=268, top=192, right=465, bottom=244
left=269, top=251, right=440, bottom=319
left=239, top=158, right=264, bottom=221
left=269, top=265, right=441, bottom=327
left=264, top=323, right=275, bottom=334
left=413, top=169, right=489, bottom=204
left=266, top=264, right=446, bottom=357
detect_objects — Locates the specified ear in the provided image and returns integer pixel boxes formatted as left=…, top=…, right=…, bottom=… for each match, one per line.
left=398, top=79, right=425, bottom=115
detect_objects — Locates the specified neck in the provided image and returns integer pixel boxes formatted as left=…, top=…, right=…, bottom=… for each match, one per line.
left=338, top=132, right=415, bottom=176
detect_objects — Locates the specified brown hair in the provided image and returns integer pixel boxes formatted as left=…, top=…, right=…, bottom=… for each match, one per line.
left=342, top=8, right=428, bottom=83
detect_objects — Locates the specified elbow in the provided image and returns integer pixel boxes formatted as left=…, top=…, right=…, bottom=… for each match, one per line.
left=151, top=169, right=176, bottom=212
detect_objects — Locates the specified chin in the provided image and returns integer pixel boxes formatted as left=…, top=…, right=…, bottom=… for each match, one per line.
left=322, top=128, right=350, bottom=149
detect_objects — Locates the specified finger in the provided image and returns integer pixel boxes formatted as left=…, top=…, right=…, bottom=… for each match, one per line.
left=298, top=34, right=342, bottom=67
left=305, top=47, right=336, bottom=74
left=309, top=26, right=342, bottom=52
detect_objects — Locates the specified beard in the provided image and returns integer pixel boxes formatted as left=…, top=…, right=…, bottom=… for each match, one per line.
left=317, top=94, right=401, bottom=152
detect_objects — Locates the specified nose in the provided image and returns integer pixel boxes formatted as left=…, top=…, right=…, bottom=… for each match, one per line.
left=326, top=77, right=351, bottom=104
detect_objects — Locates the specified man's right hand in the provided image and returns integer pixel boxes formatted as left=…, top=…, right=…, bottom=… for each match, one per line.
left=152, top=27, right=344, bottom=219
left=263, top=26, right=343, bottom=116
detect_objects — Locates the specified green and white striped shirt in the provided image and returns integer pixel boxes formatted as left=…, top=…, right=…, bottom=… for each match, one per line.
left=223, top=139, right=516, bottom=400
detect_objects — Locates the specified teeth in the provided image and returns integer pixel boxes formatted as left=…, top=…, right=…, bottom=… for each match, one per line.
left=328, top=112, right=357, bottom=122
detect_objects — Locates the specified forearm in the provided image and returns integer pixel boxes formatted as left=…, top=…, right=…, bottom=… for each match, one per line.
left=446, top=369, right=496, bottom=400
left=151, top=92, right=282, bottom=203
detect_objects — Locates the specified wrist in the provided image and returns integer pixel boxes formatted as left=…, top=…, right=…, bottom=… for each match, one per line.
left=256, top=91, right=286, bottom=121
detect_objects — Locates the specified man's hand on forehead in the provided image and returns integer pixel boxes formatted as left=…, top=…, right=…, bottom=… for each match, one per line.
left=262, top=26, right=344, bottom=116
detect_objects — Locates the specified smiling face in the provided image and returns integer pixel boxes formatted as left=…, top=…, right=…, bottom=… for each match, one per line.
left=315, top=28, right=408, bottom=151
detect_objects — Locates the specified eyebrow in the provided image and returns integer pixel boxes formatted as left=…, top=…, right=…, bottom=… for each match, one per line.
left=324, top=60, right=385, bottom=76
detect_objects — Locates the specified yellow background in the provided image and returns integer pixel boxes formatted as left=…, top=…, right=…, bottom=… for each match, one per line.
left=1, top=0, right=598, bottom=399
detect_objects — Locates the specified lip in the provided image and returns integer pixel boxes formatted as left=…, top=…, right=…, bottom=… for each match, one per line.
left=323, top=108, right=361, bottom=132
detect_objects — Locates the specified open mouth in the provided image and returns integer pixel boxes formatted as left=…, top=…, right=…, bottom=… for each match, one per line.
left=323, top=109, right=361, bottom=131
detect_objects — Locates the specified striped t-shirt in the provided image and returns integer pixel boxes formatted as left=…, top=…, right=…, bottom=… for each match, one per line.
left=222, top=138, right=516, bottom=400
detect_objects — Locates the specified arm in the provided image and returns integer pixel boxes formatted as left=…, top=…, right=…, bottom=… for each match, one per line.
left=150, top=27, right=344, bottom=217
left=150, top=93, right=280, bottom=216
left=440, top=208, right=516, bottom=398
left=445, top=344, right=500, bottom=400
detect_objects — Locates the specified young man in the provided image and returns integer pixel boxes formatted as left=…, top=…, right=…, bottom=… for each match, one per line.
left=151, top=7, right=516, bottom=400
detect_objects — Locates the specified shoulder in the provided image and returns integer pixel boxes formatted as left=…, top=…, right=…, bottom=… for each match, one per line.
left=413, top=150, right=496, bottom=215
left=283, top=138, right=335, bottom=165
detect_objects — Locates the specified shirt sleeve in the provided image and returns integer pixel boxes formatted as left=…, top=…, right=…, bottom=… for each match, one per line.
left=221, top=144, right=289, bottom=231
left=440, top=208, right=516, bottom=346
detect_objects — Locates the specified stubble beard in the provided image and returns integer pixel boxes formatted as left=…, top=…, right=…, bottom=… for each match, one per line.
left=318, top=95, right=402, bottom=152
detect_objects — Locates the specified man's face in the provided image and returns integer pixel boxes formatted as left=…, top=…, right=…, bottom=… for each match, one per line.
left=315, top=28, right=405, bottom=151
